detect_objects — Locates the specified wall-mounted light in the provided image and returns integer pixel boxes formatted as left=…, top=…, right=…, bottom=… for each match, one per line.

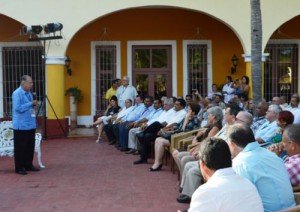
left=65, top=56, right=72, bottom=76
left=22, top=23, right=63, bottom=41
left=44, top=23, right=63, bottom=34
left=231, top=54, right=239, bottom=74
left=23, top=25, right=43, bottom=34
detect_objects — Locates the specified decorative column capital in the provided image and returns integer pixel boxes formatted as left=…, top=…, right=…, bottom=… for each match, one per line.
left=242, top=53, right=270, bottom=62
left=45, top=55, right=66, bottom=65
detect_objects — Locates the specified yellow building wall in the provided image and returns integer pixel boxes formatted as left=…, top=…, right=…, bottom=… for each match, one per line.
left=66, top=8, right=245, bottom=115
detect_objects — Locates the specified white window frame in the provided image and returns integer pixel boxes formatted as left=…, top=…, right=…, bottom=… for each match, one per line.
left=183, top=40, right=212, bottom=96
left=90, top=41, right=121, bottom=116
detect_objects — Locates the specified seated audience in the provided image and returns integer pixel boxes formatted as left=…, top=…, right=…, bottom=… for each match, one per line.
left=244, top=98, right=254, bottom=115
left=286, top=95, right=300, bottom=124
left=103, top=99, right=133, bottom=145
left=149, top=103, right=200, bottom=171
left=133, top=99, right=186, bottom=164
left=269, top=124, right=300, bottom=186
left=90, top=95, right=121, bottom=143
left=280, top=95, right=288, bottom=109
left=173, top=106, right=223, bottom=176
left=213, top=93, right=226, bottom=109
left=207, top=83, right=219, bottom=99
left=187, top=138, right=263, bottom=212
left=177, top=105, right=243, bottom=203
left=255, top=104, right=282, bottom=144
left=176, top=108, right=251, bottom=204
left=117, top=96, right=154, bottom=151
left=272, top=96, right=280, bottom=106
left=113, top=95, right=145, bottom=148
left=227, top=124, right=296, bottom=211
left=126, top=99, right=163, bottom=154
left=250, top=101, right=268, bottom=134
left=267, top=110, right=294, bottom=145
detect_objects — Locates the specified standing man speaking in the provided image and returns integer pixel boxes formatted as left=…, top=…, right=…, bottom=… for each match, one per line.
left=12, top=75, right=40, bottom=175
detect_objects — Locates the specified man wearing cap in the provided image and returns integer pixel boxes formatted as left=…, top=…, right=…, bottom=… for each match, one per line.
left=105, top=78, right=120, bottom=105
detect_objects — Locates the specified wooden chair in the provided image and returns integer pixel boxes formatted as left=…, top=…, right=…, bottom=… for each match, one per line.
left=168, top=128, right=205, bottom=174
left=293, top=186, right=300, bottom=192
left=169, top=128, right=200, bottom=154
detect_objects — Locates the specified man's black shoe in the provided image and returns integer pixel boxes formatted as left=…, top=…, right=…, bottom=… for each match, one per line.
left=108, top=140, right=116, bottom=145
left=16, top=169, right=27, bottom=175
left=133, top=159, right=147, bottom=164
left=26, top=166, right=40, bottom=172
left=120, top=148, right=129, bottom=152
left=176, top=194, right=191, bottom=204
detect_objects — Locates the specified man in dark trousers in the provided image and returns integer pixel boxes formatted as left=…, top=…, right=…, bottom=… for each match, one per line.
left=12, top=75, right=40, bottom=175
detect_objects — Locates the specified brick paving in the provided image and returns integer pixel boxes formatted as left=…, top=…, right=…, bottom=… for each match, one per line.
left=0, top=134, right=188, bottom=212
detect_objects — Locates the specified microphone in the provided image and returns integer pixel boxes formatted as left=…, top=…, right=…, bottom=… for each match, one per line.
left=32, top=92, right=37, bottom=101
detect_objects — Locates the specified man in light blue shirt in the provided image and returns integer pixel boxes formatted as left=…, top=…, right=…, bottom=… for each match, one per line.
left=118, top=96, right=154, bottom=151
left=12, top=75, right=39, bottom=175
left=255, top=104, right=281, bottom=143
left=228, top=124, right=295, bottom=212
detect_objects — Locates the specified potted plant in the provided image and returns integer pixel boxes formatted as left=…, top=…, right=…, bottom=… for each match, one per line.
left=65, top=87, right=83, bottom=128
left=65, top=86, right=83, bottom=103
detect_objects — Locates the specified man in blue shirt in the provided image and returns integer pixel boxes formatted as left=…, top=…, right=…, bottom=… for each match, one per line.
left=117, top=96, right=154, bottom=151
left=12, top=75, right=39, bottom=175
left=227, top=123, right=295, bottom=212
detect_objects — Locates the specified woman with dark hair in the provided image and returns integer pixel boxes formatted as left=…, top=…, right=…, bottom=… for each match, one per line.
left=90, top=95, right=121, bottom=143
left=235, top=76, right=250, bottom=98
left=149, top=103, right=201, bottom=171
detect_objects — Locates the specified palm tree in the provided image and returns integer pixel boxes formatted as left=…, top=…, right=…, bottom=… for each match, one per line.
left=251, top=0, right=263, bottom=108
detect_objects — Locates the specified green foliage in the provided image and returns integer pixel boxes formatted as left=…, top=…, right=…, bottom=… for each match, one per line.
left=65, top=86, right=83, bottom=103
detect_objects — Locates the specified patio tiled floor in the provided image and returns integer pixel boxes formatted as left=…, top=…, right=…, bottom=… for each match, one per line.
left=0, top=130, right=188, bottom=212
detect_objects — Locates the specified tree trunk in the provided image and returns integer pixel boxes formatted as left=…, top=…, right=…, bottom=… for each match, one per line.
left=251, top=0, right=263, bottom=108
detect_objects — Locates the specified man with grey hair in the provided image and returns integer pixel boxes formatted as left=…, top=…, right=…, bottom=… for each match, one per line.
left=126, top=98, right=172, bottom=154
left=176, top=105, right=242, bottom=204
left=235, top=111, right=253, bottom=126
left=116, top=76, right=138, bottom=108
left=227, top=124, right=295, bottom=211
left=255, top=104, right=282, bottom=144
left=269, top=124, right=300, bottom=186
left=12, top=75, right=40, bottom=175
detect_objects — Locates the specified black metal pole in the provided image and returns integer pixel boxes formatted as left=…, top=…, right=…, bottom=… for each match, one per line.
left=42, top=40, right=47, bottom=140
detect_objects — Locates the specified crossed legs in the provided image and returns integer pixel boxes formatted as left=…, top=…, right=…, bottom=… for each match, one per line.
left=151, top=137, right=170, bottom=169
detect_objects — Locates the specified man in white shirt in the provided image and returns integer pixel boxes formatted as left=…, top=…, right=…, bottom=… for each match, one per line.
left=104, top=99, right=133, bottom=145
left=177, top=105, right=244, bottom=204
left=286, top=96, right=300, bottom=124
left=127, top=98, right=173, bottom=154
left=222, top=76, right=235, bottom=104
left=116, top=76, right=138, bottom=108
left=187, top=137, right=263, bottom=212
left=134, top=98, right=186, bottom=164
